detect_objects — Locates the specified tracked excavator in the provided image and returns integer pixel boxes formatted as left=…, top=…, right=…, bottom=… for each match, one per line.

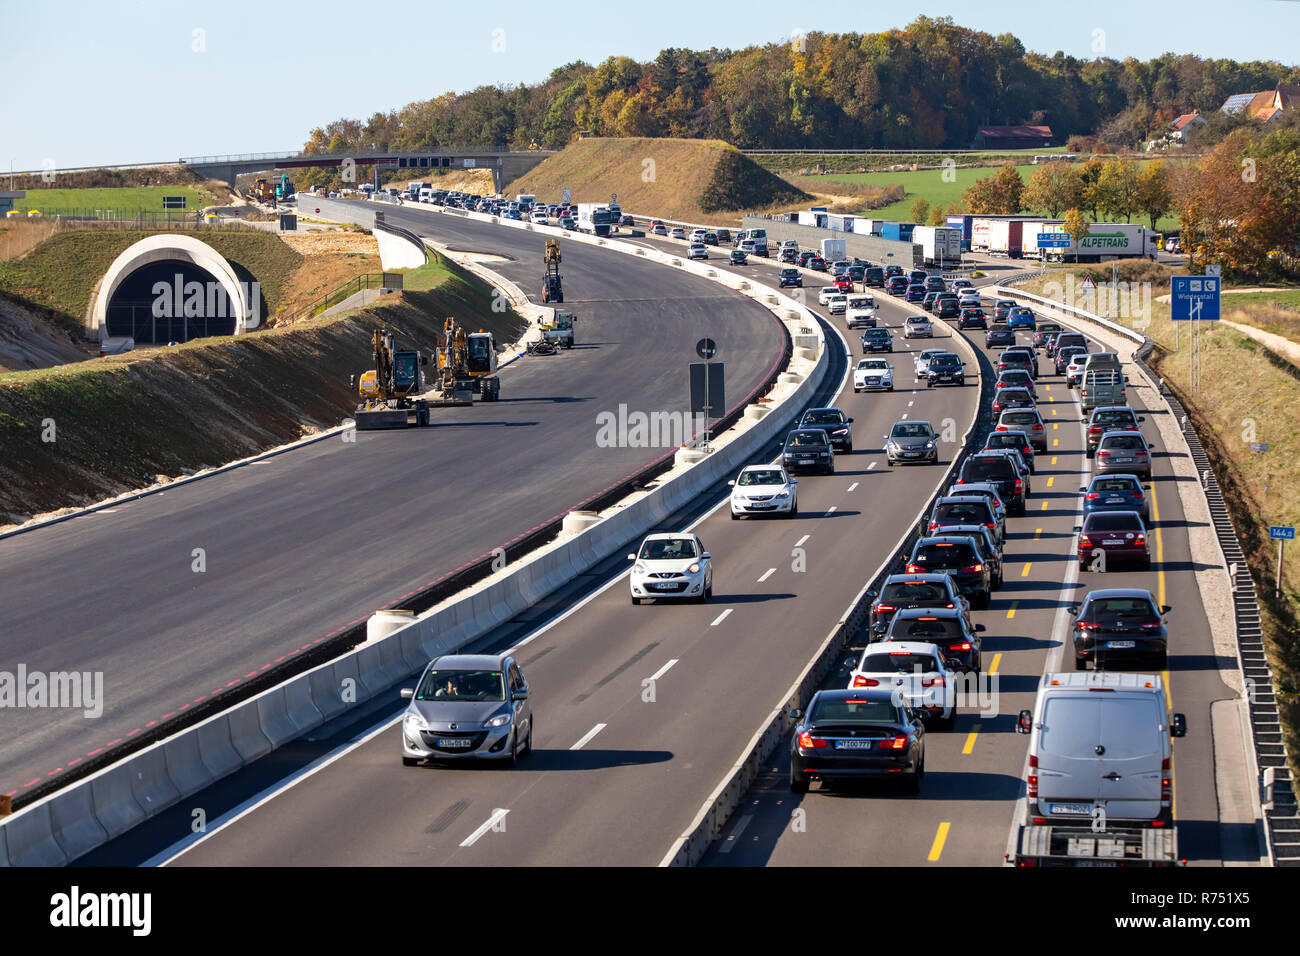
left=432, top=317, right=501, bottom=404
left=542, top=238, right=563, bottom=303
left=353, top=329, right=431, bottom=429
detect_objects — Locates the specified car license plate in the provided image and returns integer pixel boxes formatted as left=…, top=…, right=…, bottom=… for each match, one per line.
left=835, top=739, right=873, bottom=750
left=798, top=459, right=814, bottom=465
left=1050, top=803, right=1092, bottom=815
left=651, top=583, right=676, bottom=590
left=1107, top=641, right=1136, bottom=649
left=904, top=451, right=921, bottom=457
left=1105, top=496, right=1124, bottom=504
left=437, top=738, right=472, bottom=749
left=1103, top=539, right=1123, bottom=546
left=1114, top=457, right=1134, bottom=463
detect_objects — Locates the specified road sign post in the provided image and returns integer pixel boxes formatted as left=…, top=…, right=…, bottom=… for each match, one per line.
left=691, top=337, right=721, bottom=451
left=1271, top=526, right=1294, bottom=598
left=1171, top=275, right=1221, bottom=394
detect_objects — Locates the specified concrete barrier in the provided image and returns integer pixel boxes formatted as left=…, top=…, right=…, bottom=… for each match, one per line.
left=255, top=687, right=302, bottom=750
left=127, top=747, right=182, bottom=818
left=49, top=785, right=110, bottom=861
left=195, top=714, right=244, bottom=780
left=89, top=763, right=147, bottom=839
left=160, top=731, right=214, bottom=804
left=226, top=703, right=273, bottom=764
left=4, top=802, right=66, bottom=867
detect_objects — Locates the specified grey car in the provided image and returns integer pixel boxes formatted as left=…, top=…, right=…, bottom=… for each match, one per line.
left=886, top=420, right=939, bottom=465
left=400, top=654, right=533, bottom=766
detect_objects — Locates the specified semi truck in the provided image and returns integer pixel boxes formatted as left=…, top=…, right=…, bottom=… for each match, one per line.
left=575, top=202, right=613, bottom=237
left=913, top=225, right=962, bottom=266
left=1009, top=672, right=1186, bottom=867
left=945, top=214, right=973, bottom=250
left=1019, top=220, right=1065, bottom=259
left=1039, top=223, right=1160, bottom=262
left=820, top=237, right=847, bottom=262
left=879, top=222, right=915, bottom=242
left=987, top=220, right=1024, bottom=258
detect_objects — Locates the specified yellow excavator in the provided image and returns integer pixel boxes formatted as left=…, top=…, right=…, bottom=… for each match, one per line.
left=353, top=329, right=430, bottom=429
left=433, top=317, right=500, bottom=404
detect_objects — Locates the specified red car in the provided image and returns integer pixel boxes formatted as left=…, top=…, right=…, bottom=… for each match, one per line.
left=834, top=275, right=854, bottom=293
left=1076, top=511, right=1150, bottom=571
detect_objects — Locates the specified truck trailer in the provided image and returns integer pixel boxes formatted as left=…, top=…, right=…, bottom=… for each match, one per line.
left=575, top=202, right=613, bottom=237
left=1039, top=223, right=1159, bottom=262
left=913, top=225, right=962, bottom=266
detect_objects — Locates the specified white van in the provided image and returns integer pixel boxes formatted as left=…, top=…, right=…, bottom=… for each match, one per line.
left=1017, top=672, right=1185, bottom=828
left=845, top=294, right=878, bottom=329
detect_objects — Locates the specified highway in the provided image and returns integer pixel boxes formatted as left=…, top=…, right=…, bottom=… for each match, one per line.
left=0, top=212, right=784, bottom=801
left=85, top=250, right=990, bottom=865
left=701, top=297, right=1234, bottom=866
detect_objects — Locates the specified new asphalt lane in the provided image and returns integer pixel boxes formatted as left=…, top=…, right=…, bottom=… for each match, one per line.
left=0, top=212, right=783, bottom=800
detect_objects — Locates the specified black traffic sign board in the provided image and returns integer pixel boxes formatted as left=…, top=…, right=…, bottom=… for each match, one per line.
left=696, top=337, right=717, bottom=361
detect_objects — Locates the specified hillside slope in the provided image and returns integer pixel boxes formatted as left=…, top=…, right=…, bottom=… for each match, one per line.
left=504, top=138, right=808, bottom=223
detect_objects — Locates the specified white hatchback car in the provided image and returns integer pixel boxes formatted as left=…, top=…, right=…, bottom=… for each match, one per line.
left=818, top=286, right=841, bottom=306
left=729, top=465, right=797, bottom=519
left=854, top=357, right=894, bottom=392
left=914, top=348, right=947, bottom=380
left=849, top=641, right=960, bottom=727
left=629, top=533, right=713, bottom=604
left=827, top=294, right=848, bottom=315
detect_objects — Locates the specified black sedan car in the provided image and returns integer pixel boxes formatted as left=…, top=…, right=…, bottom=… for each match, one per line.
left=925, top=352, right=965, bottom=387
left=905, top=535, right=993, bottom=609
left=958, top=307, right=987, bottom=329
left=798, top=407, right=854, bottom=452
left=985, top=324, right=1016, bottom=348
left=1069, top=588, right=1171, bottom=670
left=789, top=689, right=926, bottom=794
left=861, top=327, right=893, bottom=353
left=782, top=429, right=835, bottom=475
left=778, top=268, right=803, bottom=288
left=936, top=296, right=961, bottom=320
left=991, top=385, right=1036, bottom=416
left=882, top=608, right=984, bottom=675
left=729, top=249, right=747, bottom=265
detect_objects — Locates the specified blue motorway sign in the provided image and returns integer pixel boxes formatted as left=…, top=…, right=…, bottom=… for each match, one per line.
left=1170, top=275, right=1221, bottom=321
left=1036, top=233, right=1071, bottom=248
left=1269, top=526, right=1295, bottom=540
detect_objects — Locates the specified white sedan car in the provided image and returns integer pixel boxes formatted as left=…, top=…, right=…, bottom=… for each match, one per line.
left=729, top=465, right=797, bottom=519
left=853, top=358, right=894, bottom=392
left=818, top=286, right=841, bottom=306
left=827, top=294, right=848, bottom=315
left=849, top=641, right=958, bottom=726
left=904, top=315, right=933, bottom=338
left=914, top=348, right=947, bottom=380
left=628, top=532, right=713, bottom=604
left=531, top=211, right=549, bottom=225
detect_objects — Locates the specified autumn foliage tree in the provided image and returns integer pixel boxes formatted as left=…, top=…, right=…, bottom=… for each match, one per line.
left=962, top=163, right=1024, bottom=214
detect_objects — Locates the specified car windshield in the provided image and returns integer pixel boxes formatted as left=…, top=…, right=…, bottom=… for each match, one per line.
left=859, top=360, right=887, bottom=370
left=987, top=434, right=1026, bottom=449
left=808, top=697, right=900, bottom=724
left=803, top=410, right=846, bottom=425
left=913, top=542, right=977, bottom=568
left=935, top=502, right=988, bottom=524
left=1003, top=412, right=1039, bottom=426
left=415, top=669, right=506, bottom=702
left=892, top=423, right=933, bottom=438
left=965, top=458, right=1012, bottom=480
left=1092, top=477, right=1140, bottom=492
left=787, top=431, right=828, bottom=447
left=861, top=652, right=941, bottom=674
left=1086, top=597, right=1158, bottom=622
left=865, top=329, right=888, bottom=338
left=892, top=617, right=962, bottom=640
left=848, top=297, right=873, bottom=308
left=1085, top=514, right=1142, bottom=531
left=931, top=355, right=959, bottom=368
left=1102, top=435, right=1144, bottom=450
left=640, top=538, right=698, bottom=559
left=1096, top=411, right=1134, bottom=424
left=738, top=469, right=785, bottom=486
left=881, top=581, right=947, bottom=603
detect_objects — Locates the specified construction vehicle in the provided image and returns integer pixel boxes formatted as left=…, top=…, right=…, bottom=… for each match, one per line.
left=275, top=173, right=295, bottom=200
left=542, top=239, right=564, bottom=303
left=432, top=317, right=500, bottom=404
left=541, top=310, right=576, bottom=349
left=353, top=329, right=431, bottom=429
left=248, top=178, right=277, bottom=205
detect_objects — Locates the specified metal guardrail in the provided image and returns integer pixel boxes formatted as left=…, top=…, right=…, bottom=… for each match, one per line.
left=282, top=273, right=399, bottom=324
left=995, top=275, right=1296, bottom=864
left=180, top=151, right=304, bottom=164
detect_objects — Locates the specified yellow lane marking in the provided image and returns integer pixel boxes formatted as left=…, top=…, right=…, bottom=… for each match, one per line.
left=962, top=724, right=982, bottom=755
left=1051, top=456, right=1058, bottom=465
left=1035, top=528, right=1042, bottom=538
left=928, top=822, right=951, bottom=861
left=1006, top=602, right=1018, bottom=619
left=989, top=653, right=1002, bottom=675
left=1053, top=438, right=1059, bottom=447
left=1021, top=563, right=1032, bottom=577
left=1046, top=476, right=1055, bottom=488
left=1151, top=479, right=1166, bottom=609
left=1052, top=422, right=1059, bottom=430
left=1041, top=501, right=1048, bottom=511
left=1051, top=408, right=1058, bottom=416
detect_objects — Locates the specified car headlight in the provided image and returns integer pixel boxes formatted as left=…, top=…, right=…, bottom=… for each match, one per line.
left=485, top=713, right=511, bottom=728
left=404, top=712, right=428, bottom=732
left=775, top=490, right=790, bottom=498
left=887, top=440, right=898, bottom=450
left=633, top=563, right=647, bottom=574
left=687, top=562, right=701, bottom=574
left=925, top=440, right=936, bottom=449
left=832, top=428, right=849, bottom=435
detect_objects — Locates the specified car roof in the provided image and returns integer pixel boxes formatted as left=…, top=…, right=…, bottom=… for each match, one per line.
left=642, top=531, right=699, bottom=541
left=916, top=534, right=981, bottom=547
left=1098, top=429, right=1145, bottom=440
left=787, top=428, right=828, bottom=438
left=1083, top=509, right=1144, bottom=522
left=813, top=687, right=900, bottom=705
left=935, top=496, right=991, bottom=507
left=1082, top=588, right=1157, bottom=602
left=1088, top=472, right=1140, bottom=485
left=892, top=606, right=964, bottom=620
left=883, top=572, right=952, bottom=584
left=431, top=653, right=510, bottom=670
left=863, top=641, right=941, bottom=656
left=803, top=407, right=846, bottom=415
left=1092, top=405, right=1135, bottom=415
left=739, top=463, right=786, bottom=473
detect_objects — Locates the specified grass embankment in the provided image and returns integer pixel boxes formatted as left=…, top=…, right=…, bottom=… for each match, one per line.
left=0, top=249, right=525, bottom=524
left=1019, top=263, right=1300, bottom=774
left=504, top=137, right=808, bottom=222
left=11, top=185, right=221, bottom=217
left=749, top=149, right=1065, bottom=174
left=0, top=230, right=303, bottom=330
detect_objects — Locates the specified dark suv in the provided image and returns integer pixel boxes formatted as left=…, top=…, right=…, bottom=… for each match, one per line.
left=1069, top=588, right=1171, bottom=670
left=928, top=496, right=1002, bottom=543
left=957, top=453, right=1027, bottom=515
left=863, top=267, right=885, bottom=287
left=936, top=296, right=960, bottom=320
left=778, top=268, right=802, bottom=288
left=886, top=275, right=909, bottom=295
left=798, top=407, right=854, bottom=453
left=782, top=429, right=835, bottom=475
left=905, top=535, right=993, bottom=609
left=882, top=608, right=984, bottom=674
left=869, top=572, right=970, bottom=637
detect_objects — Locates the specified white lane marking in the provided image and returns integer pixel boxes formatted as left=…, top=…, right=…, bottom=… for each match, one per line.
left=711, top=609, right=733, bottom=626
left=901, top=413, right=908, bottom=419
left=847, top=482, right=859, bottom=492
left=868, top=461, right=877, bottom=469
left=908, top=401, right=914, bottom=407
left=648, top=659, right=678, bottom=683
left=719, top=814, right=754, bottom=854
left=794, top=534, right=810, bottom=548
left=460, top=808, right=510, bottom=847
left=826, top=506, right=837, bottom=515
left=570, top=723, right=607, bottom=750
left=757, top=567, right=776, bottom=583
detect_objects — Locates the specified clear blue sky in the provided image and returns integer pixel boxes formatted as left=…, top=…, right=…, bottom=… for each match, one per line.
left=2, top=0, right=1296, bottom=171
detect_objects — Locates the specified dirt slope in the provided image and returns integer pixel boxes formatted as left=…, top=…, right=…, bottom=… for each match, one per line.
left=0, top=294, right=90, bottom=371
left=504, top=137, right=808, bottom=222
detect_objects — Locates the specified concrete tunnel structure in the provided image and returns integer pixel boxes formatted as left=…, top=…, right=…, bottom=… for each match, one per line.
left=92, top=234, right=260, bottom=346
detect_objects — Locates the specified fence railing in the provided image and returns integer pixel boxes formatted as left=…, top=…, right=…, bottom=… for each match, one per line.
left=282, top=272, right=402, bottom=324
left=8, top=209, right=266, bottom=230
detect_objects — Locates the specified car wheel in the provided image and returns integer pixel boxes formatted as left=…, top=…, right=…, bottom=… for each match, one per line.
left=1079, top=560, right=1089, bottom=571
left=730, top=510, right=739, bottom=520
left=941, top=705, right=957, bottom=731
left=1075, top=656, right=1088, bottom=671
left=790, top=767, right=810, bottom=794
left=844, top=442, right=853, bottom=453
left=631, top=596, right=641, bottom=605
left=705, top=580, right=713, bottom=599
left=904, top=759, right=923, bottom=795
left=887, top=457, right=894, bottom=467
left=1141, top=556, right=1152, bottom=571
left=506, top=733, right=519, bottom=767
left=402, top=756, right=420, bottom=767
left=854, top=386, right=860, bottom=393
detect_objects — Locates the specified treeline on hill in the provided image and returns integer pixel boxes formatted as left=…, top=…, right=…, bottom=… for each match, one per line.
left=8, top=166, right=210, bottom=192
left=954, top=127, right=1300, bottom=280
left=293, top=16, right=1298, bottom=176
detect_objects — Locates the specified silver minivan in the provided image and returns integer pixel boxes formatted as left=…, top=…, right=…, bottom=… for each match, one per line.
left=1080, top=368, right=1126, bottom=412
left=1016, top=672, right=1185, bottom=826
left=400, top=653, right=533, bottom=766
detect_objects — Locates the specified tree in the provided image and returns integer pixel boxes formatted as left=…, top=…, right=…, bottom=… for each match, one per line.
left=1063, top=207, right=1090, bottom=264
left=911, top=197, right=931, bottom=224
left=1095, top=159, right=1140, bottom=222
left=962, top=163, right=1024, bottom=214
left=929, top=202, right=947, bottom=226
left=1079, top=158, right=1107, bottom=219
left=1135, top=160, right=1173, bottom=231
